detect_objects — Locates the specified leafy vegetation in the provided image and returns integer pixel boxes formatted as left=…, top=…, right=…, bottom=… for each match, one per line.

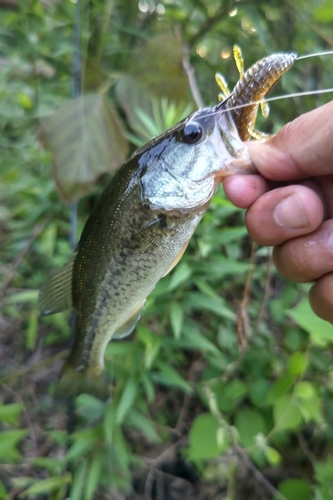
left=1, top=0, right=333, bottom=498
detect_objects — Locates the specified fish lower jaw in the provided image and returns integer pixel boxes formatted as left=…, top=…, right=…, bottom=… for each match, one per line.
left=216, top=157, right=255, bottom=179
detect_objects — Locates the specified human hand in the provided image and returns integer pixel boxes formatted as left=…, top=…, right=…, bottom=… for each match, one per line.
left=223, top=100, right=333, bottom=323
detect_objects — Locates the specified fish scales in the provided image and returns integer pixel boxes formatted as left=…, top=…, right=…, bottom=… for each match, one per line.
left=71, top=168, right=204, bottom=372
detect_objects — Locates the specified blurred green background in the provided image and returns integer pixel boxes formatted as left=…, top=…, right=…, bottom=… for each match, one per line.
left=1, top=0, right=333, bottom=499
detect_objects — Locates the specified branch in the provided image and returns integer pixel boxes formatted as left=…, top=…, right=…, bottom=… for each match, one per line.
left=0, top=350, right=69, bottom=385
left=0, top=218, right=50, bottom=296
left=174, top=25, right=204, bottom=108
left=181, top=42, right=204, bottom=108
left=236, top=240, right=256, bottom=351
left=0, top=0, right=18, bottom=9
left=203, top=384, right=288, bottom=500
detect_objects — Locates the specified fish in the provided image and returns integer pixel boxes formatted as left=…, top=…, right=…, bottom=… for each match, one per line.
left=38, top=51, right=297, bottom=399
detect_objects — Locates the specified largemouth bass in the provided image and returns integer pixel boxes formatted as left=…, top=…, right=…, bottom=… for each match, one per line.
left=39, top=51, right=296, bottom=399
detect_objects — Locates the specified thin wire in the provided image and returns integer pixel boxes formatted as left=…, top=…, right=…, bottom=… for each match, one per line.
left=69, top=0, right=81, bottom=252
left=226, top=88, right=333, bottom=112
left=196, top=87, right=333, bottom=120
left=66, top=2, right=81, bottom=496
left=297, top=50, right=333, bottom=60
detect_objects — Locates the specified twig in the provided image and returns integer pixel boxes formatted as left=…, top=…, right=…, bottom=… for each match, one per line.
left=144, top=438, right=186, bottom=499
left=0, top=0, right=18, bottom=9
left=174, top=24, right=203, bottom=108
left=203, top=384, right=287, bottom=500
left=175, top=356, right=201, bottom=433
left=236, top=241, right=256, bottom=351
left=296, top=432, right=316, bottom=464
left=0, top=219, right=50, bottom=295
left=235, top=446, right=287, bottom=500
left=254, top=248, right=273, bottom=332
left=2, top=384, right=37, bottom=447
left=286, top=2, right=333, bottom=46
left=0, top=350, right=69, bottom=385
left=181, top=41, right=204, bottom=108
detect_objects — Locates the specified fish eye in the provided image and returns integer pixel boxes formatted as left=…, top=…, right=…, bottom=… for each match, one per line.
left=181, top=122, right=203, bottom=144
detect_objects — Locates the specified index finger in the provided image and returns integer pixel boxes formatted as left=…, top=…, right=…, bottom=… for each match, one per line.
left=247, top=100, right=333, bottom=181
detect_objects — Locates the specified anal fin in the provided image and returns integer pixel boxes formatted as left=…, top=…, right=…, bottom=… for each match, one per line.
left=113, top=301, right=146, bottom=339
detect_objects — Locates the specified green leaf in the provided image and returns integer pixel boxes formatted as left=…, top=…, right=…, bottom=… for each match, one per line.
left=287, top=351, right=307, bottom=376
left=294, top=383, right=322, bottom=424
left=187, top=413, right=227, bottom=460
left=0, top=480, right=7, bottom=499
left=103, top=402, right=115, bottom=445
left=248, top=379, right=270, bottom=408
left=235, top=408, right=267, bottom=448
left=5, top=290, right=38, bottom=304
left=130, top=33, right=190, bottom=100
left=170, top=302, right=184, bottom=339
left=314, top=456, right=333, bottom=497
left=294, top=381, right=316, bottom=400
left=273, top=395, right=302, bottom=431
left=314, top=4, right=333, bottom=23
left=65, top=438, right=93, bottom=463
left=69, top=459, right=88, bottom=500
left=168, top=262, right=192, bottom=291
left=135, top=107, right=161, bottom=137
left=185, top=292, right=235, bottom=321
left=137, top=325, right=161, bottom=369
left=126, top=409, right=161, bottom=443
left=196, top=257, right=249, bottom=278
left=265, top=446, right=282, bottom=466
left=30, top=457, right=63, bottom=473
left=0, top=403, right=24, bottom=426
left=26, top=309, right=39, bottom=351
left=116, top=376, right=138, bottom=424
left=275, top=478, right=311, bottom=500
left=181, top=323, right=221, bottom=355
left=115, top=76, right=155, bottom=141
left=266, top=373, right=294, bottom=404
left=214, top=380, right=247, bottom=412
left=140, top=372, right=155, bottom=403
left=22, top=474, right=71, bottom=496
left=75, top=394, right=105, bottom=423
left=0, top=429, right=27, bottom=463
left=85, top=453, right=102, bottom=500
left=287, top=299, right=333, bottom=346
left=153, top=361, right=193, bottom=394
left=39, top=94, right=129, bottom=203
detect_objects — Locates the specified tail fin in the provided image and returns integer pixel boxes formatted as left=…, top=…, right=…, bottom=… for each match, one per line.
left=55, top=362, right=110, bottom=401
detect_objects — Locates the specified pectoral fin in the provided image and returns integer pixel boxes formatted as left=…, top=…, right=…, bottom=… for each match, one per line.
left=38, top=258, right=74, bottom=316
left=113, top=301, right=145, bottom=339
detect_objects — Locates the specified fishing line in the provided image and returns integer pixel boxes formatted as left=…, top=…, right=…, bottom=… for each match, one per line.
left=196, top=87, right=333, bottom=120
left=65, top=1, right=81, bottom=497
left=195, top=48, right=333, bottom=120
left=297, top=50, right=333, bottom=60
left=223, top=88, right=333, bottom=114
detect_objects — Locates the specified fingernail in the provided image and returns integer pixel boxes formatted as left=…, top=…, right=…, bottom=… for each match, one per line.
left=274, top=194, right=308, bottom=229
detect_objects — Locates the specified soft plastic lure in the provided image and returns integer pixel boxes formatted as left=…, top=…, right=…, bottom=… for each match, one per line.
left=215, top=45, right=297, bottom=141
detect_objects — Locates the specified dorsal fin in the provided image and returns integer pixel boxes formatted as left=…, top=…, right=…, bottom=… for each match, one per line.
left=38, top=258, right=74, bottom=316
